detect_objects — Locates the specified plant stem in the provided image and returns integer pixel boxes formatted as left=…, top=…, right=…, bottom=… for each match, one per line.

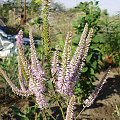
left=42, top=108, right=47, bottom=120
left=51, top=81, right=65, bottom=120
left=35, top=113, right=38, bottom=120
left=47, top=108, right=56, bottom=120
left=57, top=99, right=65, bottom=120
left=75, top=106, right=86, bottom=120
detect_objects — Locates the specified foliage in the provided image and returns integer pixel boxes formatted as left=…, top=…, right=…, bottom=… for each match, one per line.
left=34, top=0, right=42, bottom=4
left=73, top=1, right=103, bottom=102
left=28, top=0, right=42, bottom=14
left=100, top=13, right=120, bottom=66
left=0, top=56, right=18, bottom=95
left=0, top=1, right=15, bottom=20
left=73, top=1, right=101, bottom=34
left=11, top=104, right=43, bottom=120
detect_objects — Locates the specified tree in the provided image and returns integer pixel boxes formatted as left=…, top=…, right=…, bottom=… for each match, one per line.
left=50, top=1, right=66, bottom=12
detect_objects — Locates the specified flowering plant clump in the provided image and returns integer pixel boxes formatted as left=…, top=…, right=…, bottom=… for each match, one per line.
left=1, top=29, right=48, bottom=109
left=0, top=24, right=111, bottom=119
left=0, top=0, right=111, bottom=119
left=55, top=24, right=94, bottom=96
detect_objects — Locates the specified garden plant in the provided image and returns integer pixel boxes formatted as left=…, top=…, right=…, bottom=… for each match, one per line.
left=72, top=1, right=103, bottom=102
left=0, top=0, right=112, bottom=120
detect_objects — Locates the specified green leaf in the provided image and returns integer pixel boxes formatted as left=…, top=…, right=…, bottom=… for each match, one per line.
left=90, top=46, right=102, bottom=52
left=82, top=67, right=88, bottom=73
left=90, top=68, right=95, bottom=75
left=34, top=0, right=42, bottom=4
left=73, top=35, right=80, bottom=44
left=86, top=54, right=92, bottom=63
left=47, top=80, right=53, bottom=89
left=119, top=61, right=120, bottom=66
left=72, top=21, right=78, bottom=28
left=16, top=113, right=27, bottom=119
left=92, top=61, right=97, bottom=69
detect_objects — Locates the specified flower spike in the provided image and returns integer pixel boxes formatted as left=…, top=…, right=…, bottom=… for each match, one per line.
left=74, top=28, right=94, bottom=82
left=51, top=46, right=60, bottom=78
left=1, top=29, right=48, bottom=109
left=69, top=23, right=91, bottom=84
left=56, top=32, right=72, bottom=96
left=84, top=66, right=111, bottom=107
left=0, top=67, right=33, bottom=97
left=65, top=95, right=76, bottom=120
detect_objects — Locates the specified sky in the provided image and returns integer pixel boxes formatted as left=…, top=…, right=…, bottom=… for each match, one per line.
left=54, top=0, right=120, bottom=16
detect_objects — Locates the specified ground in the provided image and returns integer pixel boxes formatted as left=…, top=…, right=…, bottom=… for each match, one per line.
left=0, top=67, right=120, bottom=120
left=79, top=67, right=120, bottom=120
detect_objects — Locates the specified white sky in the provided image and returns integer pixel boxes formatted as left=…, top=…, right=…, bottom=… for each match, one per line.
left=54, top=0, right=120, bottom=15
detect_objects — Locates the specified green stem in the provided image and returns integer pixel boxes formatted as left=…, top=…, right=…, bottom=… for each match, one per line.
left=57, top=99, right=65, bottom=120
left=47, top=108, right=56, bottom=120
left=42, top=108, right=47, bottom=120
left=75, top=106, right=86, bottom=120
left=51, top=81, right=65, bottom=120
left=46, top=102, right=57, bottom=120
left=35, top=113, right=38, bottom=120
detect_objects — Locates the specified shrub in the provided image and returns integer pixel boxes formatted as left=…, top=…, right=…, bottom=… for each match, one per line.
left=72, top=1, right=103, bottom=102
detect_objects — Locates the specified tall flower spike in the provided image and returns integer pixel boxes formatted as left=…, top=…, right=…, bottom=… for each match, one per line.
left=29, top=28, right=38, bottom=68
left=74, top=28, right=94, bottom=83
left=81, top=28, right=93, bottom=62
left=28, top=76, right=48, bottom=109
left=69, top=23, right=89, bottom=83
left=18, top=56, right=26, bottom=92
left=56, top=32, right=72, bottom=96
left=29, top=28, right=45, bottom=76
left=70, top=23, right=88, bottom=69
left=16, top=30, right=32, bottom=79
left=42, top=0, right=51, bottom=63
left=65, top=95, right=76, bottom=120
left=84, top=66, right=111, bottom=107
left=28, top=29, right=48, bottom=109
left=51, top=46, right=60, bottom=78
left=29, top=28, right=46, bottom=92
left=16, top=30, right=36, bottom=89
left=0, top=67, right=32, bottom=97
left=16, top=30, right=38, bottom=88
left=16, top=30, right=47, bottom=109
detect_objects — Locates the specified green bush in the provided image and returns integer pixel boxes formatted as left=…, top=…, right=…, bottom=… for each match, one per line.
left=72, top=1, right=103, bottom=102
left=100, top=13, right=120, bottom=66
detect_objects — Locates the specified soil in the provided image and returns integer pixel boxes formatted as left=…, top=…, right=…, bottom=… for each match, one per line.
left=0, top=67, right=120, bottom=120
left=78, top=67, right=120, bottom=120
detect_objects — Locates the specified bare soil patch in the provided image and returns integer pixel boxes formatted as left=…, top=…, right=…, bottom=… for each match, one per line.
left=79, top=67, right=120, bottom=120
